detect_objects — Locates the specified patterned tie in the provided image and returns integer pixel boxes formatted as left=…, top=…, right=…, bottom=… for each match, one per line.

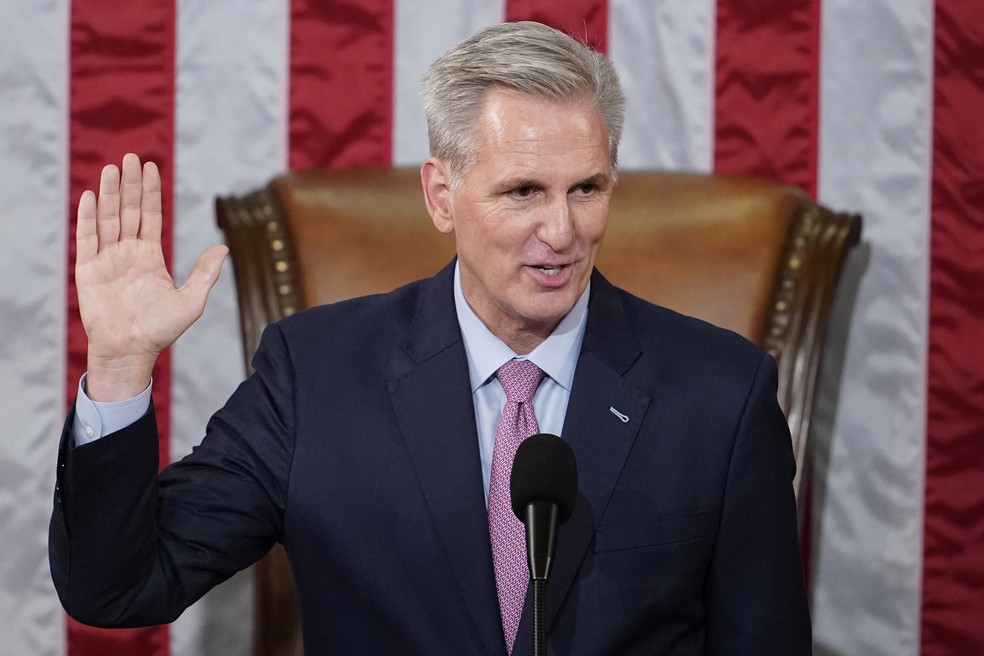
left=488, top=359, right=545, bottom=654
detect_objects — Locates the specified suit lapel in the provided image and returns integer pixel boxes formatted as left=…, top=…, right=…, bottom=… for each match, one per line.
left=387, top=263, right=507, bottom=656
left=512, top=272, right=653, bottom=656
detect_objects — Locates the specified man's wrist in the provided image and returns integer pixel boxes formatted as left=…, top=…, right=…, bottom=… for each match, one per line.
left=85, top=353, right=156, bottom=402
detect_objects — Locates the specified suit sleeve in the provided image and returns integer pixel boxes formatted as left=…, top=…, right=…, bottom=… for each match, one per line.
left=49, top=323, right=296, bottom=628
left=704, top=354, right=813, bottom=654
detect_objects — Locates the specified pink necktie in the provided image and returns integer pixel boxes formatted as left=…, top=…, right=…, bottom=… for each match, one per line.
left=488, top=359, right=545, bottom=654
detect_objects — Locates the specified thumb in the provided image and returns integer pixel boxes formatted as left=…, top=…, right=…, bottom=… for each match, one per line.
left=179, top=244, right=229, bottom=314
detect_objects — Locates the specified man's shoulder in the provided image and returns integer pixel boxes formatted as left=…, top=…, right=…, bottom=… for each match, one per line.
left=630, top=292, right=758, bottom=350
left=597, top=276, right=765, bottom=365
left=593, top=283, right=779, bottom=434
left=590, top=277, right=772, bottom=407
left=284, top=276, right=431, bottom=334
left=246, top=274, right=444, bottom=382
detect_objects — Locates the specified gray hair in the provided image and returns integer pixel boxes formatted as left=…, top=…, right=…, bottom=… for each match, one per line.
left=421, top=21, right=625, bottom=188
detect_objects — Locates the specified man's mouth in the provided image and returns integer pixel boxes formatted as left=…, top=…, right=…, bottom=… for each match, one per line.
left=535, top=265, right=563, bottom=276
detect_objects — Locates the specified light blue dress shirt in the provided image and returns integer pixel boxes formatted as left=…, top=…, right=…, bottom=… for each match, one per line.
left=73, top=376, right=151, bottom=446
left=453, top=263, right=589, bottom=499
left=74, top=262, right=590, bottom=502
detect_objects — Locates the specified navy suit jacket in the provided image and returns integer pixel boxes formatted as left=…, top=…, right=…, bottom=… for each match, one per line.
left=50, top=262, right=811, bottom=655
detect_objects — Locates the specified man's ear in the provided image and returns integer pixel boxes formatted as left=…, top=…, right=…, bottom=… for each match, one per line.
left=420, top=157, right=454, bottom=234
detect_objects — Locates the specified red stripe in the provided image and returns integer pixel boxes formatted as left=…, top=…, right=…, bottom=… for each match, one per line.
left=714, top=0, right=821, bottom=581
left=922, top=1, right=984, bottom=652
left=505, top=0, right=608, bottom=53
left=714, top=0, right=820, bottom=197
left=67, top=1, right=175, bottom=654
left=289, top=0, right=394, bottom=170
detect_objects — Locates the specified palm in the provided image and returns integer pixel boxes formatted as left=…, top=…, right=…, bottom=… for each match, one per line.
left=78, top=238, right=199, bottom=356
left=76, top=154, right=227, bottom=400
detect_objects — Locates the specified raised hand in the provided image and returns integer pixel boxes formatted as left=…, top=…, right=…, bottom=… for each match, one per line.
left=76, top=153, right=228, bottom=401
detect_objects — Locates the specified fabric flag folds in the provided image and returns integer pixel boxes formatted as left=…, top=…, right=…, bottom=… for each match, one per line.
left=0, top=1, right=981, bottom=654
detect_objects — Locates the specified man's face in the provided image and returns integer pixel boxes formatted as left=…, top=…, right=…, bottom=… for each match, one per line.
left=424, top=90, right=614, bottom=353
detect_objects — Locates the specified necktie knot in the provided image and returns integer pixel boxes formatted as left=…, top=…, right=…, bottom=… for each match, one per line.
left=496, top=359, right=544, bottom=404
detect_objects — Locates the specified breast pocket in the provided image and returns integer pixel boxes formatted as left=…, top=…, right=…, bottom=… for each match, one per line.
left=594, top=511, right=705, bottom=552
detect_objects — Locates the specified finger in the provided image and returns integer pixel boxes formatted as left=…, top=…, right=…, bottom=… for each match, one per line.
left=179, top=244, right=229, bottom=315
left=96, top=163, right=121, bottom=248
left=119, top=153, right=143, bottom=240
left=138, top=160, right=163, bottom=243
left=76, top=190, right=98, bottom=266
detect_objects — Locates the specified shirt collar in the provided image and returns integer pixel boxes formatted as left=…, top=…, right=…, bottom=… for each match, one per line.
left=453, top=261, right=589, bottom=394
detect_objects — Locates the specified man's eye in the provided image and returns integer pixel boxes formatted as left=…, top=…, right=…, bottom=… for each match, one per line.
left=574, top=183, right=596, bottom=196
left=511, top=185, right=535, bottom=198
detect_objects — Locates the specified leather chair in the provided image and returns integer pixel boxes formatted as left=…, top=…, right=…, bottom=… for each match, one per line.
left=216, top=167, right=861, bottom=656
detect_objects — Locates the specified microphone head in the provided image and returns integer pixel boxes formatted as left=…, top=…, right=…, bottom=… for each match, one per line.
left=510, top=433, right=578, bottom=524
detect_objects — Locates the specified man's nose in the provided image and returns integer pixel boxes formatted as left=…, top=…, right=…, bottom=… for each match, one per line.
left=536, top=196, right=576, bottom=251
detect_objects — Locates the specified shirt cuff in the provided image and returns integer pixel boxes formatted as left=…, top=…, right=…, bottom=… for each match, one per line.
left=73, top=374, right=153, bottom=447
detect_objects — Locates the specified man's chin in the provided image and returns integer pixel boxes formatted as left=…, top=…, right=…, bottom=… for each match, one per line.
left=517, top=295, right=579, bottom=328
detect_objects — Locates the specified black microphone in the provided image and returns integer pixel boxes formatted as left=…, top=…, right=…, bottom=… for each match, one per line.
left=510, top=433, right=578, bottom=582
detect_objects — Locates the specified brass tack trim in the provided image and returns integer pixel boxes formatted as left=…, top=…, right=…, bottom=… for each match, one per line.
left=763, top=203, right=817, bottom=358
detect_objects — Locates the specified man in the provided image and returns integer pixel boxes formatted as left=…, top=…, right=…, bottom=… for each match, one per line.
left=50, top=21, right=811, bottom=655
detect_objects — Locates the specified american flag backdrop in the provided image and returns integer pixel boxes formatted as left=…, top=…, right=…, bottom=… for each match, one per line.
left=1, top=1, right=981, bottom=655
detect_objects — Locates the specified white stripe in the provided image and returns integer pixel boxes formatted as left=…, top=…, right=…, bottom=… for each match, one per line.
left=170, top=1, right=290, bottom=654
left=0, top=1, right=68, bottom=655
left=392, top=0, right=505, bottom=166
left=608, top=0, right=716, bottom=171
left=811, top=1, right=933, bottom=654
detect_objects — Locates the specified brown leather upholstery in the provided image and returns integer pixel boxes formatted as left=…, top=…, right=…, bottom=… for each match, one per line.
left=216, top=167, right=861, bottom=656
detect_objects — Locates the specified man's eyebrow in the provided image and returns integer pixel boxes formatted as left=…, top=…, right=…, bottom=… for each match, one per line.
left=573, top=172, right=612, bottom=188
left=493, top=172, right=613, bottom=193
left=493, top=177, right=542, bottom=193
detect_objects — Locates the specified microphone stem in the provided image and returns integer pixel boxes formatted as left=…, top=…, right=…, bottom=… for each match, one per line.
left=533, top=578, right=546, bottom=656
